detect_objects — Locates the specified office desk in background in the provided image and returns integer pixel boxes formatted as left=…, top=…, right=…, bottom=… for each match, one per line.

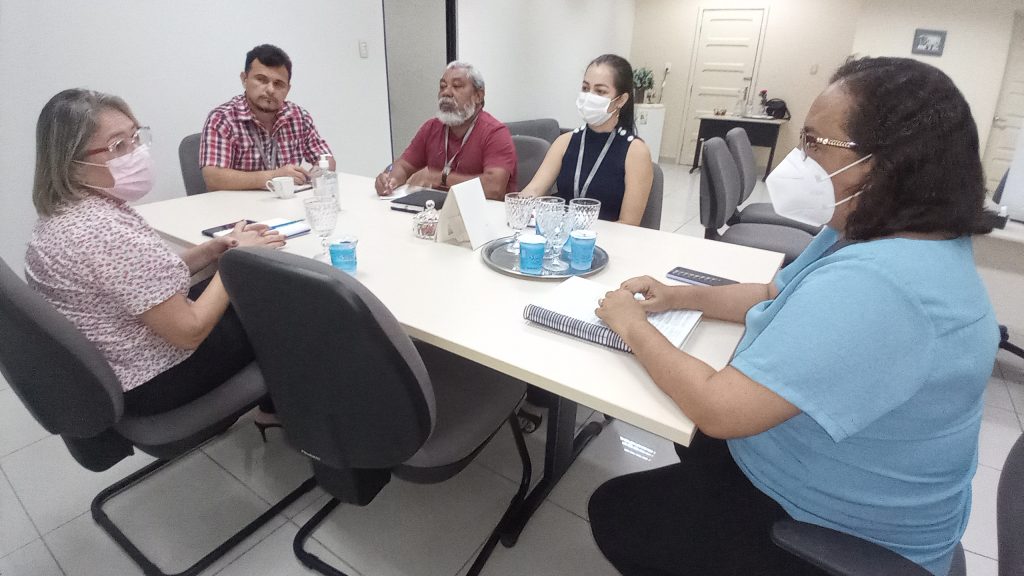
left=689, top=115, right=788, bottom=178
left=134, top=175, right=783, bottom=541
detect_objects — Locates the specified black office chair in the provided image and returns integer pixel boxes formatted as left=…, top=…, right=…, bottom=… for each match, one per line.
left=512, top=134, right=551, bottom=193
left=725, top=127, right=822, bottom=235
left=178, top=133, right=207, bottom=196
left=0, top=257, right=314, bottom=576
left=219, top=247, right=532, bottom=576
left=700, top=137, right=813, bottom=264
left=639, top=163, right=664, bottom=230
left=773, top=432, right=1024, bottom=576
left=506, top=118, right=562, bottom=144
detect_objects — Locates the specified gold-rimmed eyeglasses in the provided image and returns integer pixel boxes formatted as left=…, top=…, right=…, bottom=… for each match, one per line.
left=799, top=128, right=858, bottom=160
left=82, top=126, right=152, bottom=158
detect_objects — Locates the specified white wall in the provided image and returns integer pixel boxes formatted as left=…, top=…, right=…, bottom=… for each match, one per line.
left=0, top=0, right=392, bottom=272
left=458, top=0, right=636, bottom=128
left=384, top=0, right=447, bottom=159
left=631, top=0, right=863, bottom=165
left=852, top=0, right=1018, bottom=154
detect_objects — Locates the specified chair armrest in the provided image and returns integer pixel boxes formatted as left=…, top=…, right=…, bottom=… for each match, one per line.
left=771, top=520, right=932, bottom=576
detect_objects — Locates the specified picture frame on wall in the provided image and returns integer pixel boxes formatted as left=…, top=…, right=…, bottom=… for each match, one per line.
left=912, top=29, right=946, bottom=56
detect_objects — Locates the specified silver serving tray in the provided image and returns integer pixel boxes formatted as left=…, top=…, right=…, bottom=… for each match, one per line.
left=481, top=236, right=608, bottom=280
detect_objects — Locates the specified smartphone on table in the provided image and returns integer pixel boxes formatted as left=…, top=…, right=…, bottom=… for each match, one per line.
left=201, top=220, right=256, bottom=238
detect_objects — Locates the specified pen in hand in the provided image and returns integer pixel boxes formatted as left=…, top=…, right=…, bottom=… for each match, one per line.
left=385, top=163, right=395, bottom=195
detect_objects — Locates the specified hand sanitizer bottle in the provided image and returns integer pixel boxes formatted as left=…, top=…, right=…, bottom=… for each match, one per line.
left=314, top=154, right=339, bottom=209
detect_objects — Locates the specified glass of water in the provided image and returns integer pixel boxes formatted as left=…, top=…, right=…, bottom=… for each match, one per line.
left=536, top=205, right=573, bottom=272
left=303, top=197, right=339, bottom=258
left=504, top=193, right=535, bottom=253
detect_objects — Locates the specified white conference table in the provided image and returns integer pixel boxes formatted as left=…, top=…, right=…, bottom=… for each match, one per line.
left=135, top=172, right=784, bottom=540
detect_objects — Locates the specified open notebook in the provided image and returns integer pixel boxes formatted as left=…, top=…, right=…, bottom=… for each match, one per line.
left=523, top=276, right=702, bottom=353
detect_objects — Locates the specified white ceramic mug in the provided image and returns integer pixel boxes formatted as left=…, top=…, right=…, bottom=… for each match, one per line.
left=266, top=176, right=295, bottom=199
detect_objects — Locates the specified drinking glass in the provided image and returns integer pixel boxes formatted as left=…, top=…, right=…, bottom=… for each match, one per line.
left=534, top=196, right=565, bottom=250
left=504, top=193, right=535, bottom=253
left=536, top=205, right=573, bottom=272
left=569, top=198, right=601, bottom=231
left=303, top=197, right=339, bottom=258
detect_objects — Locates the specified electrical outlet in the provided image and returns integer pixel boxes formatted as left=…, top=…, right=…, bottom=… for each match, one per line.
left=638, top=111, right=649, bottom=125
left=665, top=62, right=672, bottom=72
left=358, top=40, right=368, bottom=59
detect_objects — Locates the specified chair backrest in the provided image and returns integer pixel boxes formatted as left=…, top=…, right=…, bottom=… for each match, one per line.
left=0, top=258, right=123, bottom=438
left=178, top=133, right=208, bottom=196
left=993, top=169, right=1009, bottom=204
left=505, top=118, right=561, bottom=144
left=512, top=135, right=550, bottom=192
left=219, top=248, right=435, bottom=471
left=726, top=127, right=758, bottom=204
left=999, top=432, right=1024, bottom=575
left=699, top=137, right=742, bottom=231
left=639, top=162, right=664, bottom=230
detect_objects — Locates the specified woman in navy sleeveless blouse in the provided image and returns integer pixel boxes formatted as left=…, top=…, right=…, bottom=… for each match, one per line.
left=521, top=54, right=652, bottom=225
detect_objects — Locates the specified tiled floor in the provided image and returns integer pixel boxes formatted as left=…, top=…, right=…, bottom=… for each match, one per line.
left=1, top=162, right=1021, bottom=575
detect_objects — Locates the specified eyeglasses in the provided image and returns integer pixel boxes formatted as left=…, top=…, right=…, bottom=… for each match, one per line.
left=82, top=126, right=152, bottom=158
left=799, top=128, right=858, bottom=160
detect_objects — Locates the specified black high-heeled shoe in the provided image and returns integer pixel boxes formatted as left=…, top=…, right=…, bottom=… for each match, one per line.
left=254, top=420, right=283, bottom=443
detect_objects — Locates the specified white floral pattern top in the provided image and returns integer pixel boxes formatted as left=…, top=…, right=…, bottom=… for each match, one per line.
left=25, top=193, right=193, bottom=391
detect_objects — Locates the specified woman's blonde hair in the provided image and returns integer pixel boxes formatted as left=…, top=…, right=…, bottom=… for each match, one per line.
left=33, top=89, right=136, bottom=217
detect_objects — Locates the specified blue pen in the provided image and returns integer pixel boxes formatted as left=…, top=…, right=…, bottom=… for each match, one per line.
left=269, top=219, right=304, bottom=230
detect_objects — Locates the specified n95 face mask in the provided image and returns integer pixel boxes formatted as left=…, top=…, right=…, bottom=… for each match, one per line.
left=765, top=148, right=871, bottom=227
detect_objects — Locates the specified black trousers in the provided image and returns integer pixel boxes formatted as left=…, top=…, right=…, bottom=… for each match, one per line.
left=123, top=281, right=273, bottom=416
left=588, top=432, right=827, bottom=576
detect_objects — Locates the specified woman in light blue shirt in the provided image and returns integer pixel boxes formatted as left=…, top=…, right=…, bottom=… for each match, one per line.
left=588, top=57, right=998, bottom=576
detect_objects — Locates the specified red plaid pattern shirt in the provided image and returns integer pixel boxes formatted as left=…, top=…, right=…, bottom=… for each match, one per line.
left=200, top=95, right=332, bottom=171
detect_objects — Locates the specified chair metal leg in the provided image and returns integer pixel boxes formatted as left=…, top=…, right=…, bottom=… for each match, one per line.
left=1000, top=325, right=1024, bottom=359
left=293, top=497, right=348, bottom=575
left=500, top=397, right=604, bottom=547
left=293, top=414, right=534, bottom=576
left=92, top=458, right=316, bottom=576
left=464, top=414, right=534, bottom=576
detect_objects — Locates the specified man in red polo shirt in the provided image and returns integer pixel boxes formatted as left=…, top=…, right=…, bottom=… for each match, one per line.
left=200, top=44, right=334, bottom=191
left=374, top=61, right=517, bottom=200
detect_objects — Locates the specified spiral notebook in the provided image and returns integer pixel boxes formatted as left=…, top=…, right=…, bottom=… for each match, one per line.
left=523, top=276, right=702, bottom=353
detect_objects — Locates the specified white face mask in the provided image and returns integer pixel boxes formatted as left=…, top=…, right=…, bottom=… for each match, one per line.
left=576, top=92, right=618, bottom=126
left=766, top=148, right=872, bottom=227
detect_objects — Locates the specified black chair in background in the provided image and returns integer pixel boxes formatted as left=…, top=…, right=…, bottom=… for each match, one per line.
left=639, top=163, right=664, bottom=230
left=699, top=137, right=813, bottom=265
left=512, top=134, right=551, bottom=194
left=725, top=127, right=822, bottom=235
left=773, top=431, right=1024, bottom=576
left=0, top=257, right=314, bottom=576
left=178, top=133, right=207, bottom=196
left=219, top=247, right=532, bottom=576
left=506, top=118, right=561, bottom=144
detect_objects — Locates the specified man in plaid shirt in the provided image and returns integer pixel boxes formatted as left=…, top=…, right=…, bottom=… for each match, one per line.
left=200, top=44, right=335, bottom=191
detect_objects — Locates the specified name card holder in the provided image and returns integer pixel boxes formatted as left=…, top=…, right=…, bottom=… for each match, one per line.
left=435, top=178, right=501, bottom=249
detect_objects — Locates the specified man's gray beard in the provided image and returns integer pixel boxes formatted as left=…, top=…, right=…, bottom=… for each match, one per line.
left=436, top=102, right=475, bottom=126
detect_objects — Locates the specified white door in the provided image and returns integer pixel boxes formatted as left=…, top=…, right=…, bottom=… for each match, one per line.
left=983, top=12, right=1024, bottom=193
left=678, top=8, right=767, bottom=165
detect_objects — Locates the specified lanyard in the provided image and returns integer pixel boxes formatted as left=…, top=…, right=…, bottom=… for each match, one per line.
left=573, top=128, right=616, bottom=199
left=443, top=119, right=477, bottom=177
left=247, top=122, right=279, bottom=170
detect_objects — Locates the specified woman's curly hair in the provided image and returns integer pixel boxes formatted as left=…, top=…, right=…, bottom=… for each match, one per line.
left=831, top=57, right=993, bottom=240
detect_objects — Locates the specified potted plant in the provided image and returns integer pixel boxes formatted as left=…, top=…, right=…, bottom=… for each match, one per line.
left=633, top=67, right=654, bottom=104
